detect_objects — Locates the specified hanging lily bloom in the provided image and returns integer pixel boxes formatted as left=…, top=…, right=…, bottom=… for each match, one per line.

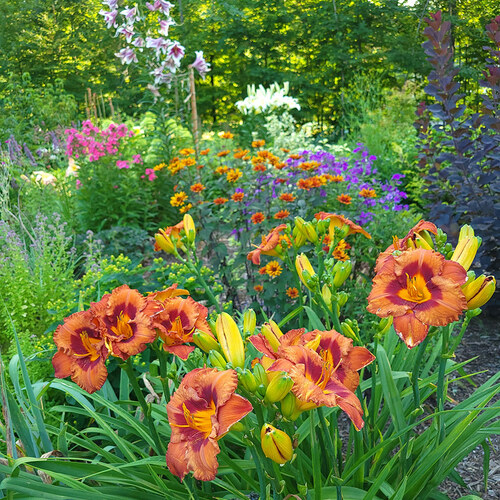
left=375, top=220, right=437, bottom=273
left=190, top=51, right=211, bottom=79
left=115, top=47, right=138, bottom=65
left=315, top=212, right=371, bottom=241
left=52, top=310, right=109, bottom=394
left=91, top=285, right=158, bottom=360
left=168, top=41, right=185, bottom=63
left=152, top=296, right=213, bottom=359
left=99, top=9, right=119, bottom=29
left=247, top=224, right=288, bottom=265
left=166, top=368, right=253, bottom=481
left=367, top=249, right=467, bottom=348
left=159, top=18, right=175, bottom=36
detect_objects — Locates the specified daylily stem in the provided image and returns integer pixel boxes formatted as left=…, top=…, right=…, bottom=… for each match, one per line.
left=436, top=325, right=451, bottom=445
left=310, top=413, right=323, bottom=500
left=412, top=336, right=429, bottom=409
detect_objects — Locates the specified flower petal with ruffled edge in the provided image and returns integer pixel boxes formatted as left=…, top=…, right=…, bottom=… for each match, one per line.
left=247, top=224, right=287, bottom=265
left=315, top=212, right=371, bottom=240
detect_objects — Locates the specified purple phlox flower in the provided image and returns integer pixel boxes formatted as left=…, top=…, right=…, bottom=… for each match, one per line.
left=120, top=6, right=138, bottom=23
left=99, top=9, right=119, bottom=29
left=369, top=155, right=377, bottom=161
left=319, top=189, right=327, bottom=197
left=132, top=154, right=143, bottom=164
left=116, top=160, right=130, bottom=169
left=159, top=18, right=175, bottom=36
left=167, top=41, right=185, bottom=62
left=115, top=47, right=137, bottom=64
left=132, top=36, right=145, bottom=48
left=356, top=211, right=374, bottom=225
left=234, top=187, right=245, bottom=193
left=363, top=199, right=377, bottom=208
left=190, top=51, right=210, bottom=79
left=116, top=25, right=135, bottom=43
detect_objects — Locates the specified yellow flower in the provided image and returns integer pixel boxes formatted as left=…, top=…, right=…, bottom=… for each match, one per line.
left=170, top=192, right=188, bottom=207
left=215, top=313, right=245, bottom=368
left=265, top=261, right=282, bottom=278
left=226, top=168, right=243, bottom=182
left=260, top=424, right=293, bottom=464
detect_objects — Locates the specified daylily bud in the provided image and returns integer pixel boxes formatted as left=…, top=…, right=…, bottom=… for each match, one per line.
left=464, top=276, right=496, bottom=310
left=333, top=224, right=350, bottom=240
left=208, top=319, right=217, bottom=336
left=261, top=320, right=283, bottom=352
left=208, top=350, right=227, bottom=369
left=192, top=329, right=219, bottom=353
left=253, top=362, right=269, bottom=388
left=293, top=226, right=307, bottom=247
left=182, top=214, right=196, bottom=244
left=303, top=222, right=318, bottom=243
left=154, top=228, right=176, bottom=254
left=294, top=217, right=307, bottom=235
left=280, top=393, right=296, bottom=419
left=451, top=236, right=480, bottom=271
left=336, top=291, right=349, bottom=307
left=417, top=230, right=434, bottom=249
left=243, top=309, right=257, bottom=335
left=378, top=316, right=393, bottom=337
left=231, top=421, right=245, bottom=432
left=414, top=232, right=433, bottom=250
left=265, top=372, right=294, bottom=404
left=216, top=313, right=246, bottom=368
left=340, top=321, right=359, bottom=342
left=322, top=284, right=332, bottom=308
left=295, top=254, right=318, bottom=291
left=260, top=424, right=293, bottom=464
left=317, top=219, right=330, bottom=235
left=458, top=224, right=474, bottom=241
left=239, top=369, right=258, bottom=392
left=332, top=260, right=352, bottom=288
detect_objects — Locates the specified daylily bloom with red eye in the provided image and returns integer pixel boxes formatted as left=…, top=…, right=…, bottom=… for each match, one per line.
left=166, top=368, right=253, bottom=481
left=52, top=310, right=109, bottom=394
left=92, top=285, right=157, bottom=360
left=375, top=220, right=437, bottom=273
left=247, top=224, right=288, bottom=265
left=315, top=212, right=371, bottom=241
left=152, top=296, right=213, bottom=359
left=367, top=249, right=467, bottom=349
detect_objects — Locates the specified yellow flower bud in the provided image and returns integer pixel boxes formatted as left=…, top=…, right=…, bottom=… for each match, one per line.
left=154, top=229, right=176, bottom=254
left=182, top=213, right=196, bottom=244
left=378, top=316, right=393, bottom=337
left=192, top=329, right=219, bottom=353
left=243, top=309, right=257, bottom=335
left=292, top=226, right=307, bottom=247
left=295, top=254, right=317, bottom=291
left=253, top=362, right=269, bottom=388
left=450, top=237, right=480, bottom=271
left=337, top=291, right=349, bottom=307
left=416, top=230, right=434, bottom=249
left=239, top=369, right=258, bottom=392
left=464, top=275, right=496, bottom=310
left=280, top=393, right=296, bottom=420
left=261, top=320, right=283, bottom=352
left=332, top=260, right=352, bottom=288
left=260, top=424, right=293, bottom=464
left=303, top=222, right=318, bottom=243
left=321, top=284, right=332, bottom=308
left=340, top=321, right=359, bottom=342
left=264, top=372, right=294, bottom=404
left=208, top=349, right=227, bottom=369
left=215, top=313, right=246, bottom=368
left=459, top=224, right=475, bottom=241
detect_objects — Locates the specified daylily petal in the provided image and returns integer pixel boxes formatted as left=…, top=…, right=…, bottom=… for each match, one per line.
left=216, top=394, right=253, bottom=435
left=166, top=441, right=190, bottom=481
left=52, top=350, right=73, bottom=378
left=187, top=438, right=220, bottom=481
left=71, top=356, right=108, bottom=394
left=393, top=312, right=429, bottom=349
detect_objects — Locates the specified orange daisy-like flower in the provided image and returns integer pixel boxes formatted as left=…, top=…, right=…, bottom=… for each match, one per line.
left=254, top=285, right=264, bottom=293
left=152, top=296, right=213, bottom=359
left=154, top=162, right=167, bottom=171
left=219, top=131, right=234, bottom=139
left=190, top=183, right=206, bottom=193
left=286, top=287, right=299, bottom=299
left=252, top=140, right=265, bottom=148
left=251, top=212, right=266, bottom=224
left=280, top=148, right=290, bottom=153
left=167, top=368, right=252, bottom=481
left=265, top=260, right=282, bottom=278
left=337, top=194, right=352, bottom=205
left=315, top=212, right=371, bottom=240
left=226, top=168, right=242, bottom=182
left=91, top=285, right=158, bottom=361
left=179, top=203, right=193, bottom=214
left=289, top=154, right=302, bottom=160
left=52, top=310, right=109, bottom=394
left=213, top=197, right=228, bottom=205
left=297, top=178, right=312, bottom=190
left=253, top=163, right=266, bottom=172
left=233, top=149, right=250, bottom=159
left=279, top=193, right=296, bottom=202
left=200, top=148, right=210, bottom=155
left=170, top=192, right=188, bottom=207
left=217, top=150, right=230, bottom=157
left=274, top=210, right=290, bottom=220
left=275, top=178, right=287, bottom=184
left=247, top=224, right=288, bottom=265
left=359, top=188, right=376, bottom=198
left=331, top=175, right=344, bottom=182
left=179, top=148, right=195, bottom=156
left=215, top=165, right=229, bottom=175
left=258, top=266, right=267, bottom=275
left=180, top=157, right=196, bottom=168
left=333, top=240, right=350, bottom=261
left=231, top=192, right=245, bottom=202
left=367, top=249, right=467, bottom=349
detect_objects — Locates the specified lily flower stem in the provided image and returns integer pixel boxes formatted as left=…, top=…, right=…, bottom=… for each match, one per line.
left=156, top=344, right=171, bottom=401
left=316, top=293, right=342, bottom=332
left=412, top=336, right=429, bottom=410
left=369, top=337, right=378, bottom=447
left=318, top=408, right=340, bottom=480
left=250, top=440, right=267, bottom=500
left=121, top=359, right=165, bottom=455
left=286, top=250, right=305, bottom=324
left=449, top=316, right=471, bottom=355
left=436, top=325, right=451, bottom=445
left=310, top=413, right=323, bottom=500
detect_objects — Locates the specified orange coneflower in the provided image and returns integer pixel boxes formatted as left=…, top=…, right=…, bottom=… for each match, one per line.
left=289, top=154, right=302, bottom=160
left=219, top=131, right=234, bottom=139
left=179, top=148, right=195, bottom=156
left=280, top=193, right=296, bottom=202
left=170, top=192, right=188, bottom=207
left=179, top=203, right=193, bottom=214
left=254, top=285, right=264, bottom=293
left=258, top=266, right=267, bottom=275
left=217, top=150, right=230, bottom=157
left=226, top=168, right=243, bottom=182
left=231, top=192, right=245, bottom=202
left=265, top=260, right=282, bottom=278
left=337, top=194, right=352, bottom=205
left=297, top=179, right=312, bottom=190
left=367, top=248, right=467, bottom=349
left=154, top=162, right=167, bottom=171
left=276, top=178, right=287, bottom=184
left=359, top=188, right=377, bottom=198
left=251, top=212, right=266, bottom=224
left=200, top=148, right=210, bottom=155
left=180, top=157, right=196, bottom=167
left=333, top=240, right=349, bottom=261
left=214, top=197, right=228, bottom=205
left=253, top=163, right=266, bottom=172
left=280, top=148, right=290, bottom=153
left=252, top=140, right=265, bottom=148
left=190, top=183, right=206, bottom=193
left=233, top=149, right=250, bottom=159
left=215, top=165, right=229, bottom=175
left=331, top=175, right=344, bottom=183
left=286, top=287, right=299, bottom=299
left=274, top=210, right=290, bottom=220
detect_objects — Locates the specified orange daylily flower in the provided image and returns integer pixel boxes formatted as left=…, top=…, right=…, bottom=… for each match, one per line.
left=247, top=224, right=287, bottom=265
left=166, top=368, right=252, bottom=481
left=92, top=285, right=158, bottom=360
left=367, top=249, right=467, bottom=348
left=52, top=310, right=109, bottom=394
left=315, top=212, right=371, bottom=240
left=375, top=220, right=437, bottom=273
left=152, top=296, right=213, bottom=359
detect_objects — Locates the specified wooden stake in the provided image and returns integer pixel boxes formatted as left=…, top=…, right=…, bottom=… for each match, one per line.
left=189, top=67, right=200, bottom=159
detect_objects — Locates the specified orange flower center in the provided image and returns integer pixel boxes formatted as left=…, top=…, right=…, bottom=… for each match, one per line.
left=398, top=273, right=432, bottom=303
left=74, top=331, right=101, bottom=362
left=179, top=401, right=216, bottom=438
left=110, top=312, right=133, bottom=339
